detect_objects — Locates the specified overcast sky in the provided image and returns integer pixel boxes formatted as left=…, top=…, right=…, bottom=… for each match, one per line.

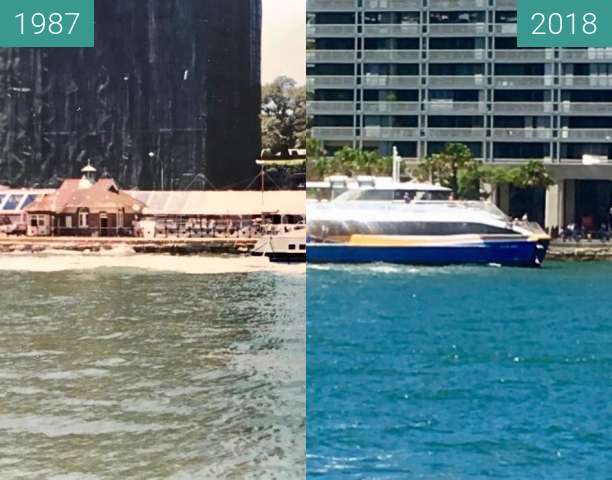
left=262, top=0, right=305, bottom=85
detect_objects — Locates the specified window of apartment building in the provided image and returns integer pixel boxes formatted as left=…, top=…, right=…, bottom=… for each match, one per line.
left=495, top=11, right=518, bottom=23
left=364, top=38, right=419, bottom=50
left=429, top=37, right=484, bottom=49
left=428, top=116, right=484, bottom=128
left=494, top=142, right=550, bottom=158
left=494, top=116, right=551, bottom=128
left=364, top=64, right=418, bottom=76
left=394, top=142, right=417, bottom=156
left=494, top=90, right=549, bottom=102
left=313, top=38, right=355, bottom=50
left=562, top=64, right=612, bottom=76
left=495, top=37, right=519, bottom=49
left=429, top=11, right=485, bottom=23
left=495, top=63, right=547, bottom=75
left=364, top=90, right=418, bottom=101
left=562, top=116, right=612, bottom=128
left=308, top=64, right=354, bottom=76
left=364, top=12, right=419, bottom=24
left=311, top=13, right=355, bottom=24
left=313, top=115, right=354, bottom=127
left=561, top=143, right=612, bottom=159
left=314, top=90, right=354, bottom=101
left=364, top=116, right=417, bottom=127
left=429, top=63, right=484, bottom=75
left=562, top=90, right=612, bottom=102
left=429, top=90, right=481, bottom=101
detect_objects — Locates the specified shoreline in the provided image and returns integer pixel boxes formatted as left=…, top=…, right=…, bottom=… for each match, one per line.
left=548, top=242, right=612, bottom=261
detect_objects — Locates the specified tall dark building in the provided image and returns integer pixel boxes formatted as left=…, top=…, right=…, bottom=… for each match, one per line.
left=0, top=0, right=262, bottom=189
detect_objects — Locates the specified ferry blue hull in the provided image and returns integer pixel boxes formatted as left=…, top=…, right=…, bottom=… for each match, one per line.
left=307, top=240, right=547, bottom=268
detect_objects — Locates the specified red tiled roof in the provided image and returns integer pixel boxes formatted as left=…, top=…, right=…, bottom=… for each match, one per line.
left=26, top=178, right=145, bottom=214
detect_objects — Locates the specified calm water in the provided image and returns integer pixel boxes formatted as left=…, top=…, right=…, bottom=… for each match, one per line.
left=0, top=256, right=305, bottom=479
left=308, top=262, right=612, bottom=479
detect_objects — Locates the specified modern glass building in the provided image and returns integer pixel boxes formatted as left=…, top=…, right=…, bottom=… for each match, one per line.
left=307, top=0, right=612, bottom=228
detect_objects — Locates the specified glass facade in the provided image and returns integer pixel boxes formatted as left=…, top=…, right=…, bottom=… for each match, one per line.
left=307, top=0, right=612, bottom=163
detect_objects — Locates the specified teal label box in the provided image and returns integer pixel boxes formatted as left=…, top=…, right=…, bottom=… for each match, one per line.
left=518, top=0, right=612, bottom=47
left=0, top=0, right=94, bottom=47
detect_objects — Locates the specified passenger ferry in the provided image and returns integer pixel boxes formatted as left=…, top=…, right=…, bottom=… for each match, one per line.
left=252, top=225, right=306, bottom=263
left=307, top=198, right=550, bottom=268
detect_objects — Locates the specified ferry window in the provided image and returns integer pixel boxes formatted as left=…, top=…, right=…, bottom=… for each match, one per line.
left=361, top=190, right=393, bottom=201
left=288, top=244, right=296, bottom=250
left=431, top=192, right=450, bottom=200
left=299, top=244, right=306, bottom=250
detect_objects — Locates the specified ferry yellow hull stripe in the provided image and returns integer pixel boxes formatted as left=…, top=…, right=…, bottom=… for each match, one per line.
left=347, top=234, right=539, bottom=247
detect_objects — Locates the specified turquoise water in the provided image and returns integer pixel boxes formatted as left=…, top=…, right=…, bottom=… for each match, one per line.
left=0, top=258, right=305, bottom=479
left=307, top=262, right=612, bottom=479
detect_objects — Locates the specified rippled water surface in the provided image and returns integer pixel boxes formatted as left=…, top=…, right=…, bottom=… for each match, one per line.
left=0, top=256, right=305, bottom=479
left=308, top=262, right=612, bottom=479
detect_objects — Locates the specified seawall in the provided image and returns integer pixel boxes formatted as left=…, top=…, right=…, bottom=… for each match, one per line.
left=0, top=237, right=257, bottom=255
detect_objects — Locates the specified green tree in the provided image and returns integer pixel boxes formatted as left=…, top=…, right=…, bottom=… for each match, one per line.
left=413, top=144, right=553, bottom=200
left=511, top=160, right=554, bottom=189
left=261, top=76, right=306, bottom=156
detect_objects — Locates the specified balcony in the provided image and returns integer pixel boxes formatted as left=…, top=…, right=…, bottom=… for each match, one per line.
left=560, top=49, right=612, bottom=61
left=492, top=129, right=553, bottom=140
left=306, top=50, right=355, bottom=63
left=307, top=0, right=355, bottom=12
left=561, top=76, right=612, bottom=88
left=495, top=49, right=554, bottom=62
left=363, top=75, right=420, bottom=88
left=311, top=127, right=355, bottom=141
left=426, top=101, right=485, bottom=114
left=363, top=50, right=420, bottom=62
left=429, top=0, right=487, bottom=9
left=559, top=102, right=612, bottom=114
left=428, top=76, right=485, bottom=88
left=307, top=76, right=356, bottom=90
left=559, top=129, right=612, bottom=141
left=307, top=25, right=356, bottom=37
left=427, top=23, right=486, bottom=36
left=427, top=128, right=485, bottom=140
left=495, top=76, right=553, bottom=88
left=364, top=0, right=421, bottom=9
left=362, top=102, right=420, bottom=114
left=494, top=102, right=554, bottom=114
left=364, top=24, right=419, bottom=37
left=308, top=101, right=355, bottom=114
left=428, top=49, right=485, bottom=62
left=362, top=127, right=419, bottom=140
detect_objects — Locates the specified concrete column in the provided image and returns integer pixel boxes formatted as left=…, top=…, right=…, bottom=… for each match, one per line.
left=545, top=182, right=562, bottom=230
left=564, top=179, right=575, bottom=226
left=497, top=184, right=510, bottom=214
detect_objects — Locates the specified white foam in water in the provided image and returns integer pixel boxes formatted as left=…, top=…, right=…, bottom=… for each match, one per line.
left=0, top=250, right=305, bottom=275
